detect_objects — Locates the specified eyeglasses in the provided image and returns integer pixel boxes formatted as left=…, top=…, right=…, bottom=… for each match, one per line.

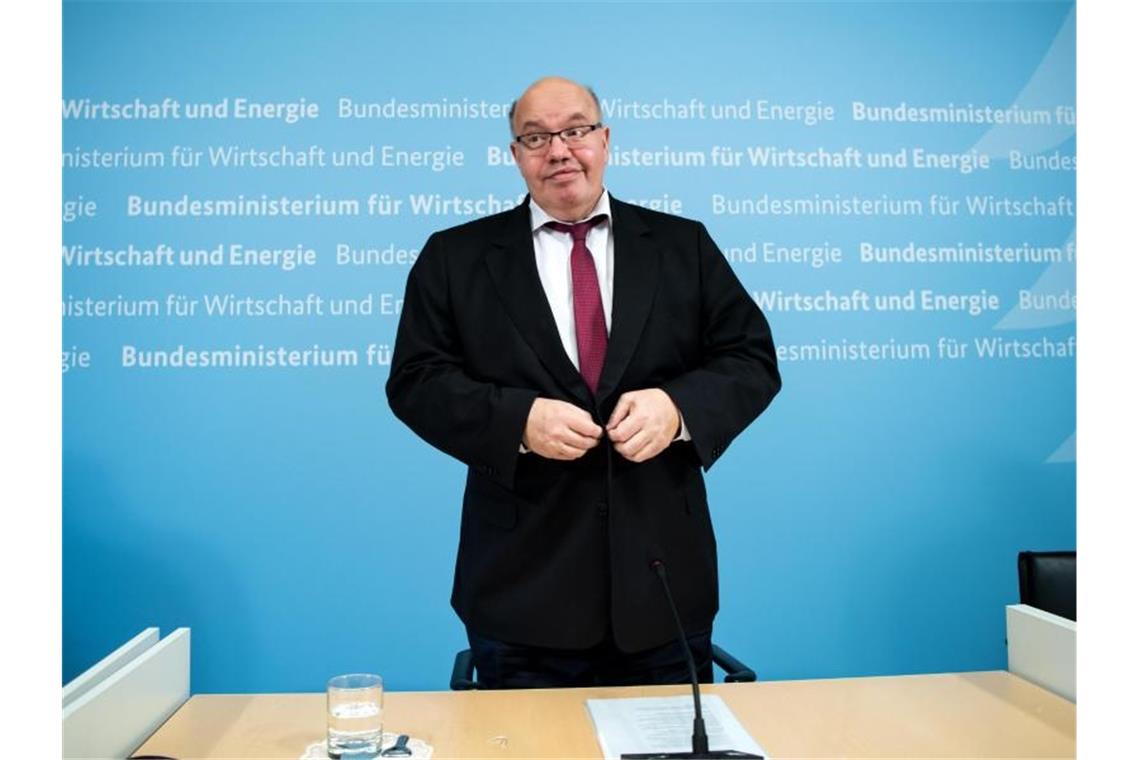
left=513, top=123, right=603, bottom=151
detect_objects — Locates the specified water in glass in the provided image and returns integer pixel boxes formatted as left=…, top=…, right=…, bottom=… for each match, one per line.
left=327, top=674, right=382, bottom=758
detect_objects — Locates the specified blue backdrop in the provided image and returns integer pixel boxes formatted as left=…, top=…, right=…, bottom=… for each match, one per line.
left=63, top=1, right=1076, bottom=692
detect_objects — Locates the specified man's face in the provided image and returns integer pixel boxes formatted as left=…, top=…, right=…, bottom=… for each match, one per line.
left=510, top=80, right=609, bottom=220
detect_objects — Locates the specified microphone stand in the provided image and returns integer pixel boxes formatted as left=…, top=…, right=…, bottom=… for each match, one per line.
left=620, top=560, right=762, bottom=760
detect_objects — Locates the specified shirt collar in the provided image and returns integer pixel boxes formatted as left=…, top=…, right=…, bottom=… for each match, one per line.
left=529, top=189, right=611, bottom=233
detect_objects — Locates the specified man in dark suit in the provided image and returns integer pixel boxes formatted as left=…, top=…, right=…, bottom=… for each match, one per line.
left=386, top=77, right=780, bottom=688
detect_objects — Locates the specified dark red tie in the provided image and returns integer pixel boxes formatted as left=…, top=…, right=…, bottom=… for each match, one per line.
left=545, top=216, right=607, bottom=394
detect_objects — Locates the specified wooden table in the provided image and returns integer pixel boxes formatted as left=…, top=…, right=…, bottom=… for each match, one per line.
left=135, top=670, right=1075, bottom=759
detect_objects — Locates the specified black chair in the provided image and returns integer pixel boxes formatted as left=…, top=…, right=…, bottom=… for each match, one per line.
left=450, top=643, right=756, bottom=690
left=1017, top=550, right=1076, bottom=621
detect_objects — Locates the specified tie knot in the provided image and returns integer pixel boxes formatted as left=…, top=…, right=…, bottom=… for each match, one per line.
left=545, top=215, right=605, bottom=242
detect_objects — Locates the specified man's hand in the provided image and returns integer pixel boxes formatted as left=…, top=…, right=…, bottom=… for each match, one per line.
left=606, top=388, right=681, bottom=463
left=523, top=398, right=603, bottom=460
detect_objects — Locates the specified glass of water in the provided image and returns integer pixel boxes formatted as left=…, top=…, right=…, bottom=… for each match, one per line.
left=327, top=673, right=383, bottom=758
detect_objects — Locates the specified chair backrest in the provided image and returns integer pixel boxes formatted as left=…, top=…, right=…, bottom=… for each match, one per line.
left=1017, top=551, right=1076, bottom=621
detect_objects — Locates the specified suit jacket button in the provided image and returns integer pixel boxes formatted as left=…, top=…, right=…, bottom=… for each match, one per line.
left=597, top=501, right=609, bottom=517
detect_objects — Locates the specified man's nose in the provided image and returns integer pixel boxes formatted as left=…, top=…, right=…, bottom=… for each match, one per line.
left=546, top=133, right=572, bottom=160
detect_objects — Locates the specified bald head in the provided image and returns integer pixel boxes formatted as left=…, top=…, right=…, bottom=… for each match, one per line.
left=509, top=77, right=602, bottom=136
left=507, top=76, right=610, bottom=221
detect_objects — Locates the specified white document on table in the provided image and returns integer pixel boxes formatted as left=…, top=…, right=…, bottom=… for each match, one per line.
left=586, top=694, right=766, bottom=759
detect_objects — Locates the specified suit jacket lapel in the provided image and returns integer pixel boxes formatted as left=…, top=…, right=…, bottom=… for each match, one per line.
left=596, top=198, right=660, bottom=405
left=484, top=200, right=593, bottom=407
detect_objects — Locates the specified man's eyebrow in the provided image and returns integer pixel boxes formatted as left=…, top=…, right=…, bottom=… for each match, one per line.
left=519, top=112, right=593, bottom=131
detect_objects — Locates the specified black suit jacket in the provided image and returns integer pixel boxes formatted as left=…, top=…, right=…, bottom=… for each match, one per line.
left=386, top=196, right=780, bottom=652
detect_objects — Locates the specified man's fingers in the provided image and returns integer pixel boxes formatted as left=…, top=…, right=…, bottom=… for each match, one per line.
left=628, top=435, right=667, bottom=463
left=607, top=414, right=643, bottom=444
left=558, top=440, right=590, bottom=459
left=541, top=439, right=586, bottom=460
left=560, top=427, right=601, bottom=450
left=526, top=398, right=605, bottom=460
left=606, top=394, right=634, bottom=430
left=564, top=409, right=603, bottom=439
left=630, top=445, right=662, bottom=463
left=615, top=430, right=651, bottom=459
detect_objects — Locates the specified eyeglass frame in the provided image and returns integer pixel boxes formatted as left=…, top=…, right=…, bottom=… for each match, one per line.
left=513, top=123, right=605, bottom=151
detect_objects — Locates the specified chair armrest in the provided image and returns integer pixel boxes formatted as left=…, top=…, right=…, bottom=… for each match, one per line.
left=711, top=644, right=756, bottom=683
left=450, top=648, right=478, bottom=690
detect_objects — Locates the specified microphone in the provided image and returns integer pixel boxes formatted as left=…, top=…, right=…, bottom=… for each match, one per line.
left=620, top=559, right=762, bottom=760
